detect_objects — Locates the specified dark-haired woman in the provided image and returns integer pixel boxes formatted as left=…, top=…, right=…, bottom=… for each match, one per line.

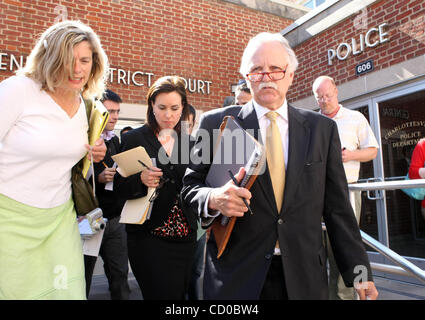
left=115, top=76, right=197, bottom=299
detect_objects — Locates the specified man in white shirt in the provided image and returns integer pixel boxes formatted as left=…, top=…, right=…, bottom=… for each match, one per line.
left=313, top=75, right=379, bottom=300
left=182, top=32, right=378, bottom=300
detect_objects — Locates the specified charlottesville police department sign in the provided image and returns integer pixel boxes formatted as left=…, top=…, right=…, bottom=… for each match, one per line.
left=327, top=23, right=389, bottom=66
left=0, top=52, right=212, bottom=95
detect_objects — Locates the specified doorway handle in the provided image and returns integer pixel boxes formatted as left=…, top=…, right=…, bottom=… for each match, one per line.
left=366, top=177, right=384, bottom=200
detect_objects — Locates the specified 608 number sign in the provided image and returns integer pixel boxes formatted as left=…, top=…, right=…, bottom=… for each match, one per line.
left=356, top=59, right=374, bottom=76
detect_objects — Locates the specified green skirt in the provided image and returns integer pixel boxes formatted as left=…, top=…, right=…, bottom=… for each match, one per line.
left=0, top=193, right=86, bottom=300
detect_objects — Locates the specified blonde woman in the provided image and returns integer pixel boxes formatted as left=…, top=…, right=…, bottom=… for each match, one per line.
left=0, top=20, right=108, bottom=299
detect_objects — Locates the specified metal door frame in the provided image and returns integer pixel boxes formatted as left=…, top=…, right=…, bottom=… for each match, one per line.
left=344, top=98, right=388, bottom=246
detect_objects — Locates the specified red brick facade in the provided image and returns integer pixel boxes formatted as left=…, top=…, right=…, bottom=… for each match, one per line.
left=0, top=0, right=293, bottom=111
left=288, top=0, right=425, bottom=102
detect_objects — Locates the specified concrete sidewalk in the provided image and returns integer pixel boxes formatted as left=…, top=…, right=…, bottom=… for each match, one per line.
left=88, top=271, right=425, bottom=300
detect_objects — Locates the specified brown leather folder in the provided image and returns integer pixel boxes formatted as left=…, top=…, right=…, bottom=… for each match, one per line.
left=206, top=116, right=266, bottom=258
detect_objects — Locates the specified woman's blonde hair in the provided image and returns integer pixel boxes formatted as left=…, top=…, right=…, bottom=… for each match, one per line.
left=18, top=20, right=109, bottom=99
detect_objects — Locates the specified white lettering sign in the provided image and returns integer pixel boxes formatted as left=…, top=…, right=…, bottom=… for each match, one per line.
left=327, top=23, right=389, bottom=65
left=182, top=78, right=212, bottom=95
left=0, top=52, right=212, bottom=95
left=108, top=67, right=154, bottom=87
left=0, top=52, right=27, bottom=71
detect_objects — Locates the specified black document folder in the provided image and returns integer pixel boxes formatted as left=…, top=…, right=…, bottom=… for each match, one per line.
left=206, top=116, right=266, bottom=258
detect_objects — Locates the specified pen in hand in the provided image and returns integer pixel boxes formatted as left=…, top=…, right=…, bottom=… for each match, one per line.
left=228, top=169, right=253, bottom=215
left=138, top=159, right=152, bottom=171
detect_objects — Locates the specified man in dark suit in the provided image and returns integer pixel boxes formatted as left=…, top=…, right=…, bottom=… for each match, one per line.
left=182, top=32, right=378, bottom=300
left=84, top=89, right=130, bottom=300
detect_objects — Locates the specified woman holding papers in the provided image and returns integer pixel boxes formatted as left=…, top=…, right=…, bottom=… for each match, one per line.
left=115, top=76, right=197, bottom=299
left=0, top=21, right=108, bottom=299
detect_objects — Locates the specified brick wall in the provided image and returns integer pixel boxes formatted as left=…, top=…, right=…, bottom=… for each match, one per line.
left=288, top=0, right=425, bottom=102
left=0, top=0, right=293, bottom=111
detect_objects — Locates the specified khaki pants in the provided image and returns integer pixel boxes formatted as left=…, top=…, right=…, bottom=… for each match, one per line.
left=327, top=190, right=361, bottom=300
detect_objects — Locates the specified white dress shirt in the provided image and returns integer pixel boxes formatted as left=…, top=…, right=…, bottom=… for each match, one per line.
left=252, top=99, right=289, bottom=169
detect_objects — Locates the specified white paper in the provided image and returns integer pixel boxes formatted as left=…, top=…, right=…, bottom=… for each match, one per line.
left=86, top=165, right=93, bottom=181
left=78, top=217, right=107, bottom=256
left=82, top=226, right=105, bottom=256
left=104, top=162, right=117, bottom=191
left=78, top=218, right=93, bottom=236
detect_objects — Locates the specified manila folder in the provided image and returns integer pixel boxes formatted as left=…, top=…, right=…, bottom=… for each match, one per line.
left=112, top=146, right=152, bottom=178
left=82, top=100, right=110, bottom=178
left=119, top=188, right=155, bottom=224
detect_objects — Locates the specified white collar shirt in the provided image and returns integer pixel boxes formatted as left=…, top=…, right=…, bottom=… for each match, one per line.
left=252, top=99, right=289, bottom=168
left=101, top=130, right=115, bottom=142
left=320, top=104, right=379, bottom=182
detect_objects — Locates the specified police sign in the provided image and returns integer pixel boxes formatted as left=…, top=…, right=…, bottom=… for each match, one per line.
left=327, top=23, right=389, bottom=65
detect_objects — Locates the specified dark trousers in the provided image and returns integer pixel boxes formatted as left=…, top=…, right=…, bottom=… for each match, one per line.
left=127, top=231, right=196, bottom=300
left=84, top=216, right=130, bottom=300
left=188, top=232, right=206, bottom=300
left=260, top=255, right=288, bottom=300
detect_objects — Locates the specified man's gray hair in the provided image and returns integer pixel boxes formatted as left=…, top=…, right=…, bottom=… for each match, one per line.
left=312, top=75, right=336, bottom=94
left=239, top=32, right=299, bottom=77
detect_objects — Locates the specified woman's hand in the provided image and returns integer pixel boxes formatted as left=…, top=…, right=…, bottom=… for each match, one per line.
left=85, top=138, right=107, bottom=163
left=140, top=166, right=163, bottom=188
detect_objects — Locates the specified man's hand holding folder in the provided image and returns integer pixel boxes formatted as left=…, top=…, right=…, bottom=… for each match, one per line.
left=208, top=167, right=252, bottom=217
left=202, top=116, right=266, bottom=258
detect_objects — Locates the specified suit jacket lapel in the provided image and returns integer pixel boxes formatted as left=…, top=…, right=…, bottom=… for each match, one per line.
left=237, top=103, right=277, bottom=216
left=282, top=105, right=310, bottom=215
left=141, top=125, right=160, bottom=153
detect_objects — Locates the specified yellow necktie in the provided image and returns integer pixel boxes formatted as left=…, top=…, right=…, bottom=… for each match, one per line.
left=266, top=111, right=285, bottom=211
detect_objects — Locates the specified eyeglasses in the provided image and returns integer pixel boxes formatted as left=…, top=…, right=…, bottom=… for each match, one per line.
left=246, top=65, right=288, bottom=82
left=315, top=89, right=336, bottom=102
left=148, top=176, right=170, bottom=202
left=316, top=95, right=334, bottom=102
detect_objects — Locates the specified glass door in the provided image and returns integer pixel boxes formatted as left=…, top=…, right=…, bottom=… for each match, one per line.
left=346, top=79, right=425, bottom=284
left=353, top=104, right=380, bottom=241
left=372, top=82, right=425, bottom=284
left=376, top=88, right=425, bottom=260
left=345, top=101, right=386, bottom=268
